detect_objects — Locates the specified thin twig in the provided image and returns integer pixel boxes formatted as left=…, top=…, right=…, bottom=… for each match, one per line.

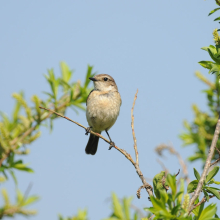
left=149, top=214, right=155, bottom=219
left=175, top=169, right=180, bottom=177
left=155, top=144, right=190, bottom=184
left=131, top=89, right=139, bottom=166
left=188, top=116, right=220, bottom=213
left=191, top=192, right=220, bottom=211
left=39, top=105, right=154, bottom=198
left=157, top=159, right=169, bottom=175
left=210, top=146, right=220, bottom=166
left=162, top=176, right=169, bottom=191
left=137, top=185, right=144, bottom=199
left=39, top=106, right=110, bottom=144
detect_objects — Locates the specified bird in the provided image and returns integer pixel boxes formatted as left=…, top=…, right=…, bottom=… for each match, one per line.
left=85, top=74, right=122, bottom=155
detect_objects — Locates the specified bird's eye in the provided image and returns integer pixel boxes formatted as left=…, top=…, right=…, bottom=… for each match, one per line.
left=104, top=77, right=108, bottom=81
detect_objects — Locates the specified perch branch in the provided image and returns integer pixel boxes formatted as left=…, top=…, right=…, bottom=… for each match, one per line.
left=188, top=116, right=220, bottom=213
left=39, top=94, right=154, bottom=198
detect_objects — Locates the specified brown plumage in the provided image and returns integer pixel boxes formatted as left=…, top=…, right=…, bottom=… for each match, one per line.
left=85, top=74, right=121, bottom=155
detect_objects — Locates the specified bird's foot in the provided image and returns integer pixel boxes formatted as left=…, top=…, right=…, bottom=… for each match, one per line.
left=108, top=141, right=115, bottom=150
left=85, top=127, right=92, bottom=135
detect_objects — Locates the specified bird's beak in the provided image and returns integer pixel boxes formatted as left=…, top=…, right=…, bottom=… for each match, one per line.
left=89, top=77, right=97, bottom=81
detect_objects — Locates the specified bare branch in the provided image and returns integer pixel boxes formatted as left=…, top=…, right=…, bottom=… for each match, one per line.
left=155, top=144, right=190, bottom=183
left=157, top=158, right=169, bottom=175
left=188, top=116, right=220, bottom=213
left=175, top=169, right=180, bottom=177
left=131, top=89, right=139, bottom=165
left=39, top=105, right=154, bottom=198
left=149, top=214, right=155, bottom=220
left=136, top=185, right=144, bottom=199
left=190, top=191, right=220, bottom=213
left=162, top=176, right=169, bottom=191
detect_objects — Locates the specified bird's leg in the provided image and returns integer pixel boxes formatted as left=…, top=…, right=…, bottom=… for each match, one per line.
left=85, top=126, right=92, bottom=135
left=105, top=130, right=115, bottom=150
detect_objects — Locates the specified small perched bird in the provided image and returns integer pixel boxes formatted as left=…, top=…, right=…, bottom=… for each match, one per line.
left=85, top=74, right=122, bottom=155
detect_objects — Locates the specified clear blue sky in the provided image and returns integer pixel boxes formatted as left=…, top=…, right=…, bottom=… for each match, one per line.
left=0, top=1, right=219, bottom=219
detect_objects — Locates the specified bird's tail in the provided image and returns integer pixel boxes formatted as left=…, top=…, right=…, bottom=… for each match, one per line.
left=85, top=133, right=100, bottom=155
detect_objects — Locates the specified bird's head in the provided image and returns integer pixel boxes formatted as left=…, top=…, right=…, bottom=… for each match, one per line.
left=89, top=74, right=118, bottom=92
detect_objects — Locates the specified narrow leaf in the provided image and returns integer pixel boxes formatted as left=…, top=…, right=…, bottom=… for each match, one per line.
left=208, top=8, right=220, bottom=16
left=205, top=166, right=219, bottom=184
left=194, top=168, right=201, bottom=181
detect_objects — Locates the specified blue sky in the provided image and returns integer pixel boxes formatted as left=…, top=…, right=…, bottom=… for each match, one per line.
left=0, top=1, right=220, bottom=219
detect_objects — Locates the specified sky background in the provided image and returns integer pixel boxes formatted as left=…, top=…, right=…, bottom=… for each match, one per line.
left=0, top=0, right=220, bottom=219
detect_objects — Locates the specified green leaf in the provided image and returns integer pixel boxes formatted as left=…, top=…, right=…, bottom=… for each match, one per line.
left=9, top=170, right=17, bottom=185
left=123, top=196, right=132, bottom=220
left=194, top=168, right=201, bottom=181
left=214, top=17, right=220, bottom=21
left=208, top=8, right=220, bottom=16
left=177, top=178, right=184, bottom=204
left=187, top=180, right=198, bottom=193
left=210, top=63, right=220, bottom=74
left=42, top=91, right=54, bottom=99
left=150, top=196, right=166, bottom=211
left=205, top=166, right=219, bottom=184
left=198, top=203, right=217, bottom=220
left=198, top=202, right=205, bottom=219
left=166, top=174, right=176, bottom=198
left=207, top=48, right=220, bottom=64
left=13, top=163, right=34, bottom=173
left=60, top=62, right=72, bottom=83
left=215, top=213, right=219, bottom=218
left=203, top=190, right=209, bottom=202
left=84, top=65, right=95, bottom=89
left=2, top=189, right=10, bottom=205
left=205, top=187, right=220, bottom=200
left=198, top=61, right=214, bottom=70
left=16, top=189, right=24, bottom=203
left=112, top=193, right=124, bottom=219
left=171, top=204, right=181, bottom=215
left=133, top=212, right=138, bottom=220
left=23, top=195, right=39, bottom=206
left=213, top=180, right=220, bottom=185
left=12, top=96, right=21, bottom=122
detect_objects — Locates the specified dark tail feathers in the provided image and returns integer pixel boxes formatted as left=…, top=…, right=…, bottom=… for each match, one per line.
left=85, top=133, right=100, bottom=155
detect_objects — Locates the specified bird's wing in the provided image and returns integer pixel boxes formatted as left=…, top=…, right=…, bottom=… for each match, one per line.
left=86, top=89, right=95, bottom=106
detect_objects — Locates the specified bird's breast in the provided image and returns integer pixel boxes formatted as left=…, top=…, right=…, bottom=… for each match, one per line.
left=86, top=91, right=121, bottom=132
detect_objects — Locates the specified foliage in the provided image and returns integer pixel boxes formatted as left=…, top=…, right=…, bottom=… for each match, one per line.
left=180, top=4, right=220, bottom=165
left=103, top=193, right=139, bottom=220
left=0, top=188, right=39, bottom=219
left=153, top=171, right=169, bottom=200
left=187, top=167, right=220, bottom=201
left=144, top=171, right=220, bottom=220
left=58, top=194, right=141, bottom=220
left=0, top=62, right=95, bottom=218
left=58, top=209, right=88, bottom=220
left=1, top=1, right=220, bottom=220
